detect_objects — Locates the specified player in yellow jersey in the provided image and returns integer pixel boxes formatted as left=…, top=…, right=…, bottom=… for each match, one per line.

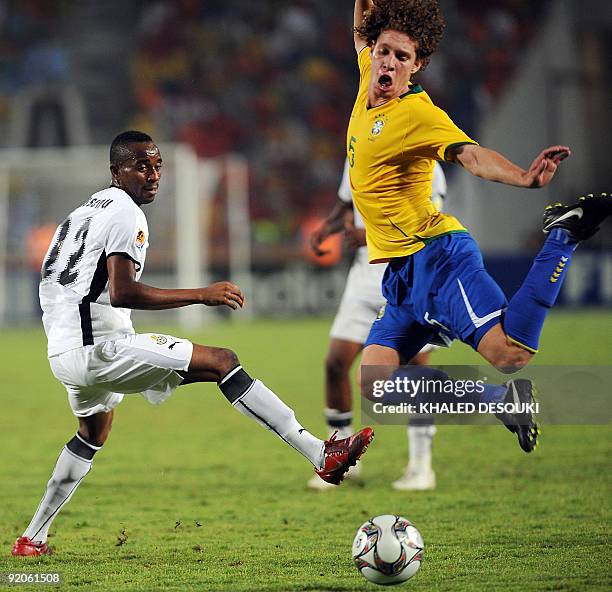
left=350, top=0, right=611, bottom=453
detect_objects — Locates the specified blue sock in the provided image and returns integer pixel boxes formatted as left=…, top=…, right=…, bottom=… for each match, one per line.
left=503, top=229, right=577, bottom=352
left=479, top=383, right=506, bottom=404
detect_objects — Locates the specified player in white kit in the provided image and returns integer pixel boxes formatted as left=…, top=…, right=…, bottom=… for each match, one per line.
left=12, top=131, right=374, bottom=557
left=307, top=159, right=447, bottom=491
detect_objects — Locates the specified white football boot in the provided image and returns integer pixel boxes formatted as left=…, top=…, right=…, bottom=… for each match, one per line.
left=392, top=424, right=437, bottom=491
left=392, top=467, right=436, bottom=491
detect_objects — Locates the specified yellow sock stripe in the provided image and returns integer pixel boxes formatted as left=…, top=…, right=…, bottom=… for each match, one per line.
left=550, top=262, right=566, bottom=281
left=507, top=335, right=539, bottom=354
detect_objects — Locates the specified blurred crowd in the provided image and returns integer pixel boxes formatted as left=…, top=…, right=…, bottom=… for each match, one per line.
left=0, top=1, right=71, bottom=90
left=0, top=1, right=72, bottom=140
left=1, top=0, right=550, bottom=252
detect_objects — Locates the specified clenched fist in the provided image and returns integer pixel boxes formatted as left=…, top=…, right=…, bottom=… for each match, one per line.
left=201, top=281, right=245, bottom=310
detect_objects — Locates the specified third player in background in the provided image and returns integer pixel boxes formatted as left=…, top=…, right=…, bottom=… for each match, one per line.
left=308, top=158, right=448, bottom=491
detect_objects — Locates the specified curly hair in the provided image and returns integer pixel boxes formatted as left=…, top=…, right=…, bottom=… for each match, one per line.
left=355, top=0, right=446, bottom=70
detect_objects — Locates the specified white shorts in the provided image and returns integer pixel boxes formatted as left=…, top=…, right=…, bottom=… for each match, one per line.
left=49, top=333, right=194, bottom=417
left=330, top=249, right=386, bottom=344
left=330, top=250, right=436, bottom=355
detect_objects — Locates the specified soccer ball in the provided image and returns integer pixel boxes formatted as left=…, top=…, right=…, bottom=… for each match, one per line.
left=352, top=514, right=424, bottom=586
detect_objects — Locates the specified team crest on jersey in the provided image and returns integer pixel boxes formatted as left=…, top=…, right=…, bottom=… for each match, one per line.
left=370, top=116, right=387, bottom=137
left=375, top=302, right=387, bottom=321
left=135, top=229, right=146, bottom=249
left=150, top=334, right=167, bottom=345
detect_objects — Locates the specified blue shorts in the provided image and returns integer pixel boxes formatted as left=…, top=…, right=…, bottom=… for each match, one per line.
left=364, top=232, right=507, bottom=360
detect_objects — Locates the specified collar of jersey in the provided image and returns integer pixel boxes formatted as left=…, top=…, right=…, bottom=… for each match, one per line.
left=367, top=83, right=423, bottom=110
left=108, top=185, right=137, bottom=204
left=399, top=83, right=423, bottom=98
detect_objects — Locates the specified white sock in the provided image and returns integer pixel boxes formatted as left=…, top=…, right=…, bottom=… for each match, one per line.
left=23, top=447, right=92, bottom=543
left=233, top=379, right=324, bottom=468
left=407, top=425, right=436, bottom=474
left=324, top=408, right=353, bottom=440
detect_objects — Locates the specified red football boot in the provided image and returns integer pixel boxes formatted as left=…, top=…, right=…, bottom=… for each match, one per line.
left=315, top=427, right=374, bottom=485
left=11, top=536, right=52, bottom=556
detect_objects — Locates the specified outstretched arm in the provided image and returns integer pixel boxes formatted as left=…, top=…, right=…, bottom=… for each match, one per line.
left=107, top=255, right=244, bottom=311
left=310, top=198, right=353, bottom=256
left=354, top=0, right=373, bottom=53
left=449, top=144, right=570, bottom=188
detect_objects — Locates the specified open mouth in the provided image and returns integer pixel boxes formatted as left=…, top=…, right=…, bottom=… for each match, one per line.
left=378, top=74, right=392, bottom=90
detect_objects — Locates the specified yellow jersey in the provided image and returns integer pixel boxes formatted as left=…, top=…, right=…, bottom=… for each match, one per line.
left=347, top=46, right=477, bottom=263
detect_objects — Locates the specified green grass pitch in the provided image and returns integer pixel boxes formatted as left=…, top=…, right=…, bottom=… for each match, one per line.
left=0, top=311, right=610, bottom=591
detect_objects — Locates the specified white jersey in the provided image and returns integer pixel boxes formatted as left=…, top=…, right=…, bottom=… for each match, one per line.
left=40, top=187, right=149, bottom=357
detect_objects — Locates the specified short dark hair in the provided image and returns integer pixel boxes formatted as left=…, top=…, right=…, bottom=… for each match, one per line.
left=355, top=0, right=445, bottom=70
left=110, top=131, right=154, bottom=165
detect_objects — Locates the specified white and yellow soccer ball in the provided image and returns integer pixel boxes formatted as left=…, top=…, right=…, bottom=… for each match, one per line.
left=352, top=514, right=424, bottom=586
